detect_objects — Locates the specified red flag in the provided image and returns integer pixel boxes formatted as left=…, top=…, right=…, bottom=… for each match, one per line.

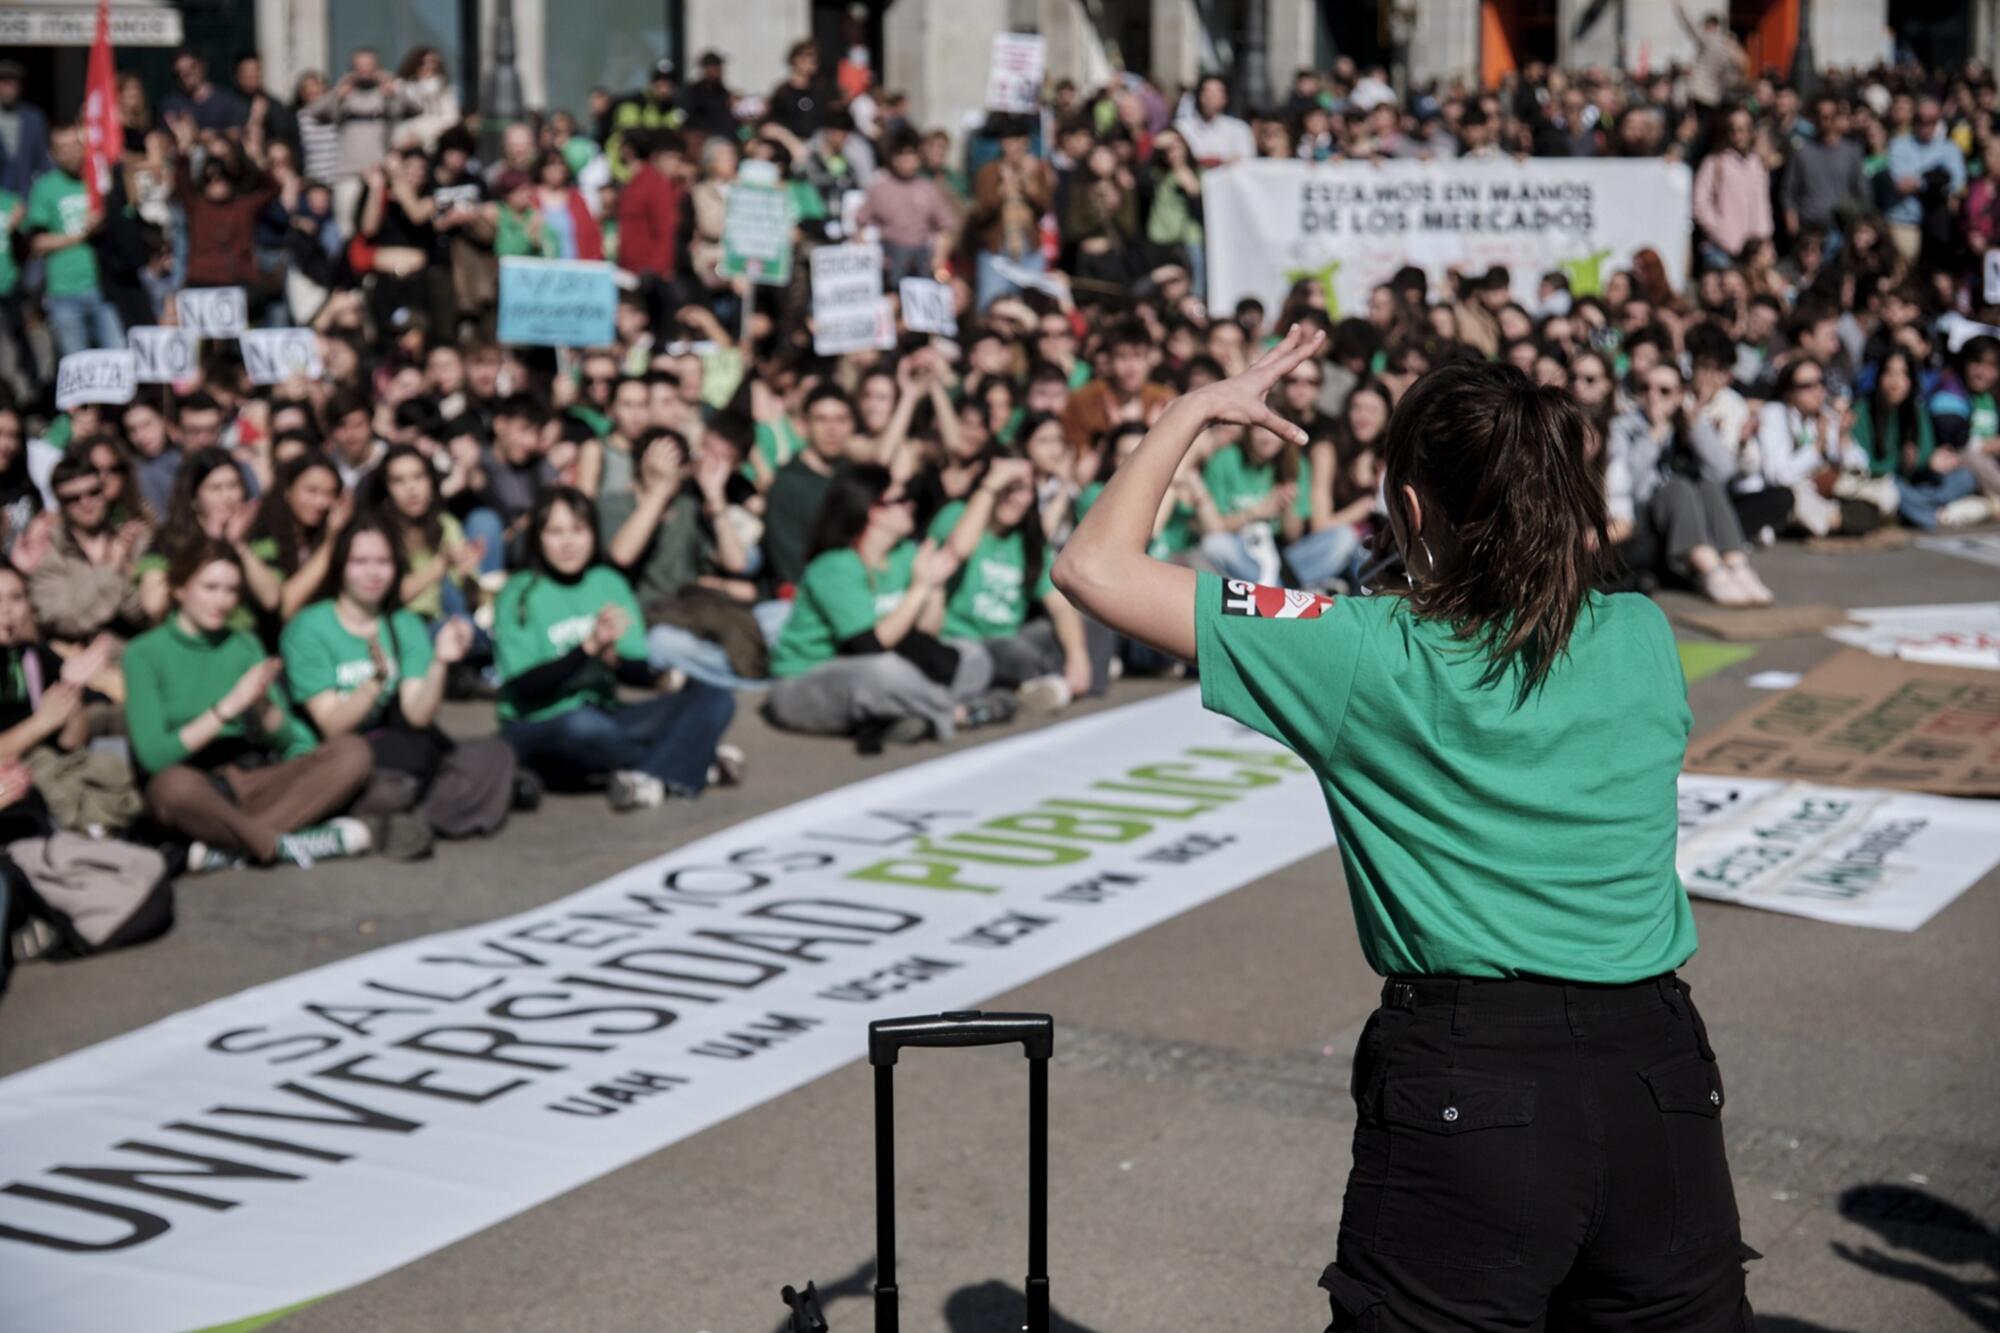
left=82, top=0, right=120, bottom=211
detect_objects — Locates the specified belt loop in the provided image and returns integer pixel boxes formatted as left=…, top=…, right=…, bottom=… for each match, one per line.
left=1563, top=984, right=1586, bottom=1038
left=1450, top=981, right=1468, bottom=1036
left=1656, top=974, right=1681, bottom=1017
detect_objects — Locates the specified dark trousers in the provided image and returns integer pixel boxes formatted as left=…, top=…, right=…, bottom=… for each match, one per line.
left=500, top=686, right=735, bottom=796
left=143, top=735, right=374, bottom=863
left=1323, top=973, right=1755, bottom=1331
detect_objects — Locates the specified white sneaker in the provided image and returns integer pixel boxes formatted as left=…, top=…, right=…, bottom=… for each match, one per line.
left=706, top=743, right=746, bottom=788
left=1936, top=495, right=1998, bottom=529
left=276, top=817, right=372, bottom=868
left=1017, top=675, right=1073, bottom=715
left=608, top=769, right=666, bottom=812
left=185, top=841, right=248, bottom=875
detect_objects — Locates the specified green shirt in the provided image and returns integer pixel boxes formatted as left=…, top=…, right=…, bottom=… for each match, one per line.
left=770, top=543, right=917, bottom=678
left=493, top=565, right=647, bottom=722
left=927, top=500, right=1053, bottom=641
left=124, top=620, right=317, bottom=775
left=25, top=170, right=97, bottom=296
left=1202, top=443, right=1311, bottom=521
left=599, top=487, right=710, bottom=608
left=747, top=417, right=806, bottom=481
left=0, top=190, right=19, bottom=297
left=1195, top=572, right=1697, bottom=982
left=1077, top=481, right=1195, bottom=559
left=280, top=602, right=435, bottom=733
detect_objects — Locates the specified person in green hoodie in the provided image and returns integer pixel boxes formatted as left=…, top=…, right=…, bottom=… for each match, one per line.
left=494, top=488, right=738, bottom=811
left=1852, top=348, right=1978, bottom=528
left=125, top=538, right=374, bottom=870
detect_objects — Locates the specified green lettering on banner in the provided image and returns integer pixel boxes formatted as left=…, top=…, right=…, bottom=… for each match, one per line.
left=846, top=858, right=1000, bottom=894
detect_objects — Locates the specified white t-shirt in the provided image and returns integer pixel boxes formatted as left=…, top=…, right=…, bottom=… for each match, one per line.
left=1175, top=113, right=1256, bottom=169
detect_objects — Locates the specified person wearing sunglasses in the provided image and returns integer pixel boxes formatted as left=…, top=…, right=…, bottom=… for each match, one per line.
left=1750, top=357, right=1877, bottom=538
left=19, top=448, right=151, bottom=645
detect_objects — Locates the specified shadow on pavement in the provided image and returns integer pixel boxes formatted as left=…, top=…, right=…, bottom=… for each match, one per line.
left=1755, top=1318, right=1854, bottom=1333
left=1829, top=1183, right=2000, bottom=1331
left=770, top=1268, right=1101, bottom=1332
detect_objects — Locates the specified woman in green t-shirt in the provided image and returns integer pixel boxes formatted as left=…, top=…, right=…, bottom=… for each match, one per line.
left=126, top=538, right=374, bottom=869
left=766, top=466, right=1013, bottom=749
left=495, top=489, right=738, bottom=811
left=135, top=448, right=282, bottom=629
left=248, top=451, right=349, bottom=622
left=282, top=516, right=519, bottom=843
left=364, top=444, right=482, bottom=626
left=929, top=457, right=1098, bottom=713
left=1058, top=336, right=1746, bottom=1329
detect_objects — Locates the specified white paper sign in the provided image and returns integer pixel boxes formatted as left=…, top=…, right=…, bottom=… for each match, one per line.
left=54, top=350, right=137, bottom=411
left=240, top=328, right=326, bottom=385
left=1917, top=533, right=2000, bottom=571
left=127, top=326, right=199, bottom=383
left=811, top=242, right=893, bottom=356
left=175, top=286, right=249, bottom=339
left=1985, top=250, right=2000, bottom=306
left=898, top=277, right=958, bottom=336
left=1825, top=602, right=2000, bottom=671
left=986, top=33, right=1046, bottom=114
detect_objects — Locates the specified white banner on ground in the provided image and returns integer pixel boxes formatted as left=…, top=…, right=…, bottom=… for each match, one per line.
left=175, top=287, right=249, bottom=339
left=812, top=242, right=892, bottom=356
left=127, top=326, right=199, bottom=384
left=1825, top=602, right=2000, bottom=671
left=1677, top=775, right=2000, bottom=931
left=898, top=277, right=958, bottom=336
left=1917, top=532, right=2000, bottom=571
left=1204, top=158, right=1692, bottom=319
left=53, top=350, right=136, bottom=411
left=239, top=328, right=326, bottom=385
left=0, top=691, right=1337, bottom=1333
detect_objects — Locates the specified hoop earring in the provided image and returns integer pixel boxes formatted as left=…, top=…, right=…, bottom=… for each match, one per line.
left=1405, top=536, right=1436, bottom=588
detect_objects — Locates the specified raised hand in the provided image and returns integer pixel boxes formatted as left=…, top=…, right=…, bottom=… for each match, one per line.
left=1188, top=324, right=1324, bottom=446
left=433, top=616, right=475, bottom=665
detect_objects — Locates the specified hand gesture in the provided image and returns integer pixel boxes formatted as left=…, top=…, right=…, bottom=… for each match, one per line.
left=694, top=446, right=733, bottom=501
left=219, top=658, right=283, bottom=721
left=225, top=500, right=259, bottom=546
left=451, top=535, right=487, bottom=578
left=328, top=488, right=356, bottom=536
left=1932, top=446, right=1962, bottom=474
left=60, top=634, right=117, bottom=687
left=1188, top=323, right=1322, bottom=446
left=366, top=634, right=392, bottom=683
left=37, top=680, right=83, bottom=729
left=10, top=511, right=55, bottom=574
left=1266, top=482, right=1298, bottom=518
left=911, top=539, right=958, bottom=589
left=0, top=759, right=31, bottom=811
left=643, top=438, right=687, bottom=495
left=981, top=457, right=1035, bottom=495
left=433, top=616, right=475, bottom=665
left=585, top=603, right=628, bottom=658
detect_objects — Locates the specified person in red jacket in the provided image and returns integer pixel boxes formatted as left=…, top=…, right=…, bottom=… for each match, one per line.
left=615, top=128, right=687, bottom=328
left=533, top=151, right=603, bottom=260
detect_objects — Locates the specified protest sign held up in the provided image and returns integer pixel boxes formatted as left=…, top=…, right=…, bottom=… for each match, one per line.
left=240, top=328, right=327, bottom=385
left=898, top=278, right=958, bottom=337
left=175, top=286, right=249, bottom=339
left=54, top=350, right=136, bottom=411
left=497, top=258, right=619, bottom=348
left=812, top=242, right=894, bottom=356
left=720, top=161, right=793, bottom=287
left=986, top=33, right=1046, bottom=114
left=127, top=326, right=199, bottom=384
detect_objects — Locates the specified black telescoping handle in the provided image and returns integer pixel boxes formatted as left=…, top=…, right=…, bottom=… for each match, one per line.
left=872, top=1011, right=1053, bottom=1333
left=868, top=1010, right=1055, bottom=1065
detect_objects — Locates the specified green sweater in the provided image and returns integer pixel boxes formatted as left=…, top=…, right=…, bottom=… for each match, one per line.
left=124, top=620, right=317, bottom=775
left=1851, top=400, right=1936, bottom=478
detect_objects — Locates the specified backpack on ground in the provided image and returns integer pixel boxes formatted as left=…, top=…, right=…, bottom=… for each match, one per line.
left=6, top=832, right=174, bottom=959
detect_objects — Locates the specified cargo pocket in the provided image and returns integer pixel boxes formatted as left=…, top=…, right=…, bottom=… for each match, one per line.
left=1640, top=1051, right=1741, bottom=1252
left=1318, top=1262, right=1385, bottom=1332
left=1373, top=1067, right=1537, bottom=1269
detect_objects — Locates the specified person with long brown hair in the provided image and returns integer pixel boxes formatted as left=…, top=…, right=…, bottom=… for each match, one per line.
left=1056, top=330, right=1751, bottom=1329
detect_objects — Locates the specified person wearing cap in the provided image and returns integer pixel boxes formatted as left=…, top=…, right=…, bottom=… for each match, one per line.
left=682, top=52, right=738, bottom=141
left=0, top=60, right=52, bottom=200
left=606, top=60, right=685, bottom=184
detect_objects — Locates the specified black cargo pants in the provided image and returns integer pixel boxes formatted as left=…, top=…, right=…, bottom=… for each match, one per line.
left=1322, top=973, right=1758, bottom=1331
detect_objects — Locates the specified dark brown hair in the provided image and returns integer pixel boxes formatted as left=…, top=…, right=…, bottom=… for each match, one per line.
left=166, top=535, right=244, bottom=593
left=1380, top=361, right=1608, bottom=694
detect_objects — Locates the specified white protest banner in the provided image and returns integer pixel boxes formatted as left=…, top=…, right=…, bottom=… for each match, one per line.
left=1676, top=775, right=2000, bottom=931
left=812, top=241, right=893, bottom=356
left=1825, top=602, right=2000, bottom=671
left=986, top=33, right=1046, bottom=113
left=899, top=277, right=958, bottom=336
left=53, top=350, right=136, bottom=411
left=719, top=162, right=793, bottom=287
left=1986, top=250, right=2000, bottom=306
left=175, top=286, right=249, bottom=339
left=0, top=690, right=1334, bottom=1333
left=1916, top=532, right=2000, bottom=572
left=1203, top=158, right=1692, bottom=319
left=240, top=328, right=327, bottom=385
left=126, top=326, right=199, bottom=384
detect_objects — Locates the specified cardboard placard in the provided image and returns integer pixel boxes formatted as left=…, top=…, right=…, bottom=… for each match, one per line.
left=1668, top=602, right=1852, bottom=642
left=985, top=33, right=1046, bottom=114
left=240, top=328, right=326, bottom=385
left=127, top=325, right=199, bottom=383
left=898, top=277, right=957, bottom=336
left=1685, top=650, right=2000, bottom=796
left=496, top=258, right=618, bottom=348
left=54, top=350, right=136, bottom=411
left=811, top=242, right=893, bottom=356
left=719, top=171, right=793, bottom=286
left=176, top=286, right=248, bottom=338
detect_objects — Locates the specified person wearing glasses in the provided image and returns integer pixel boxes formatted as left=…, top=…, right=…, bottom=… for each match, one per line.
left=18, top=450, right=152, bottom=644
left=1057, top=331, right=1753, bottom=1330
left=1752, top=358, right=1877, bottom=538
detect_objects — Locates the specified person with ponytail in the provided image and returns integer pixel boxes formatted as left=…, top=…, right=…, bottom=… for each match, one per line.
left=765, top=465, right=1015, bottom=750
left=1056, top=332, right=1752, bottom=1330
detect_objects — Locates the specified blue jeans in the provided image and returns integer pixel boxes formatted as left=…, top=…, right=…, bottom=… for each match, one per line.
left=45, top=291, right=125, bottom=358
left=501, top=686, right=736, bottom=796
left=463, top=508, right=507, bottom=575
left=1895, top=469, right=1978, bottom=529
left=975, top=249, right=1045, bottom=312
left=646, top=624, right=769, bottom=692
left=1285, top=525, right=1363, bottom=589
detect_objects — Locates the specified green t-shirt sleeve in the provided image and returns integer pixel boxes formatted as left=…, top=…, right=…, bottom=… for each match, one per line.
left=123, top=637, right=187, bottom=774
left=1075, top=481, right=1104, bottom=518
left=1193, top=569, right=1367, bottom=762
left=928, top=500, right=968, bottom=544
left=492, top=576, right=545, bottom=681
left=23, top=179, right=56, bottom=233
left=392, top=611, right=435, bottom=680
left=279, top=611, right=339, bottom=705
left=1034, top=558, right=1054, bottom=603
left=802, top=552, right=879, bottom=641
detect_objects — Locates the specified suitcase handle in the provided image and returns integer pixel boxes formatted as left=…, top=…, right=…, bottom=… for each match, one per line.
left=868, top=1010, right=1054, bottom=1066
